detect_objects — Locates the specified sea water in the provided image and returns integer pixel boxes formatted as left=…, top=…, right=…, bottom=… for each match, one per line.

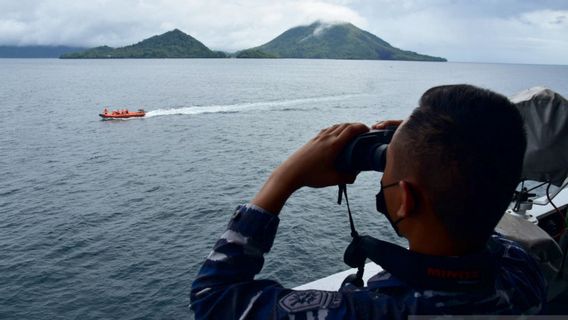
left=1, top=59, right=567, bottom=319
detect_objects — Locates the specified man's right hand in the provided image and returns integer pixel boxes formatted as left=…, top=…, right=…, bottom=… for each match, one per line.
left=252, top=123, right=369, bottom=215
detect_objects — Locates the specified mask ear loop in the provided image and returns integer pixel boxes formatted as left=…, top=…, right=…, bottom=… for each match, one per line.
left=338, top=184, right=365, bottom=287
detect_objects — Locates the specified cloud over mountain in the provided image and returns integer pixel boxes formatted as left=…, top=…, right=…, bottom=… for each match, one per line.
left=0, top=0, right=567, bottom=64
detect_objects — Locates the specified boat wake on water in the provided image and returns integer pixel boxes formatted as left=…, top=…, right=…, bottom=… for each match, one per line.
left=144, top=94, right=364, bottom=118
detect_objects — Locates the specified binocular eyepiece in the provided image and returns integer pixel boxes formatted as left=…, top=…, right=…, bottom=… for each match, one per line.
left=336, top=128, right=396, bottom=174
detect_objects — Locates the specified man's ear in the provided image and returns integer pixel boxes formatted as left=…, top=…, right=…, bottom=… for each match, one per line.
left=395, top=180, right=416, bottom=219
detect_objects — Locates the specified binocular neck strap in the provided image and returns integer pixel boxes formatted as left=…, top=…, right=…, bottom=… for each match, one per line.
left=338, top=184, right=364, bottom=286
left=338, top=184, right=358, bottom=238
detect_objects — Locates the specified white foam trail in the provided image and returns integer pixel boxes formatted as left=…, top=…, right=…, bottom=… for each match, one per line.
left=144, top=94, right=362, bottom=118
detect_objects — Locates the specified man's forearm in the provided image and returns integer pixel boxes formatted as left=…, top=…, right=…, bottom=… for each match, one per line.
left=251, top=168, right=299, bottom=215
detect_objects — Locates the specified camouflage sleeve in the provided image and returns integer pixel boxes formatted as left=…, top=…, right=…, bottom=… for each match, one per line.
left=190, top=204, right=283, bottom=318
left=190, top=204, right=404, bottom=319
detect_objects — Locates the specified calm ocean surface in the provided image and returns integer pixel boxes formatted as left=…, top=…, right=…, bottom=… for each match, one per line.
left=1, top=59, right=567, bottom=319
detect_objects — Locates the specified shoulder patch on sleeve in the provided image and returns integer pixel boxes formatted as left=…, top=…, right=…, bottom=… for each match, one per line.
left=278, top=290, right=342, bottom=313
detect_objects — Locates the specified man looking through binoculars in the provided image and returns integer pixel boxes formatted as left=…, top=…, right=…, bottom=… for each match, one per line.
left=191, top=84, right=546, bottom=319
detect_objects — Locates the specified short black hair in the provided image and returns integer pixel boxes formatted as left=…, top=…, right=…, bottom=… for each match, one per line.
left=395, top=84, right=527, bottom=247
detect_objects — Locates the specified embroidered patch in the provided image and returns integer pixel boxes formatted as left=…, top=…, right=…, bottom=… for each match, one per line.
left=278, top=290, right=342, bottom=313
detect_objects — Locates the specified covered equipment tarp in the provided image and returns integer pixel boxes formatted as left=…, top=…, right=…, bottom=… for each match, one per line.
left=511, top=87, right=568, bottom=186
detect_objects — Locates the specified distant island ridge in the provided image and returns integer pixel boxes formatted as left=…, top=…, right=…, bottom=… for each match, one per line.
left=0, top=45, right=87, bottom=58
left=3, top=21, right=447, bottom=61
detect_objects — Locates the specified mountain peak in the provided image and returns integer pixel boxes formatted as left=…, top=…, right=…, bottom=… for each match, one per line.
left=309, top=20, right=349, bottom=27
left=142, top=29, right=195, bottom=45
left=306, top=21, right=350, bottom=36
left=165, top=28, right=186, bottom=36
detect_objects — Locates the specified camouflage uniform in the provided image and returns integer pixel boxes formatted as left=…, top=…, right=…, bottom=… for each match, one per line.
left=191, top=204, right=546, bottom=319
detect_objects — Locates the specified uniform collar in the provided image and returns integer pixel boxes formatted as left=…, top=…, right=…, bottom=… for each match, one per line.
left=350, top=236, right=497, bottom=292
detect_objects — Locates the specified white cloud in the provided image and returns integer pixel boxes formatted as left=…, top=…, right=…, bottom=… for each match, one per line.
left=0, top=0, right=366, bottom=51
left=519, top=9, right=568, bottom=29
left=357, top=2, right=568, bottom=64
left=174, top=0, right=367, bottom=51
left=0, top=0, right=567, bottom=64
left=0, top=19, right=28, bottom=43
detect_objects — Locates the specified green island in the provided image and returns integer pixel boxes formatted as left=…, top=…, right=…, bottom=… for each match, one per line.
left=61, top=29, right=226, bottom=59
left=238, top=21, right=446, bottom=61
left=61, top=21, right=446, bottom=61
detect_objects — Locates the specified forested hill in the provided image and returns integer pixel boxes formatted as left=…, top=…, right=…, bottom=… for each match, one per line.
left=238, top=21, right=446, bottom=61
left=60, top=29, right=226, bottom=59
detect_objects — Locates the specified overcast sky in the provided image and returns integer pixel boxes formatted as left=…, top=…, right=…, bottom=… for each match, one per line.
left=1, top=0, right=567, bottom=64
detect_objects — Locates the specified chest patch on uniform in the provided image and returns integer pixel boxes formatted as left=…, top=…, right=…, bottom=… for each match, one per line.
left=278, top=290, right=342, bottom=313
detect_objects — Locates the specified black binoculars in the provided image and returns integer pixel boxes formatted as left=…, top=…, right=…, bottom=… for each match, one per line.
left=336, top=127, right=396, bottom=174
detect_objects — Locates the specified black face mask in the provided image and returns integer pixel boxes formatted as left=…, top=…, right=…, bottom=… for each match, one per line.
left=376, top=181, right=405, bottom=237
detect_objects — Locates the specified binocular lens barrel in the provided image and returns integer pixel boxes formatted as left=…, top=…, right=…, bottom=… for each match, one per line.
left=336, top=129, right=396, bottom=174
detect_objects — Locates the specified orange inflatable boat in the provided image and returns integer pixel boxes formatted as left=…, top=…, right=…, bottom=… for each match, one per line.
left=99, top=108, right=145, bottom=119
